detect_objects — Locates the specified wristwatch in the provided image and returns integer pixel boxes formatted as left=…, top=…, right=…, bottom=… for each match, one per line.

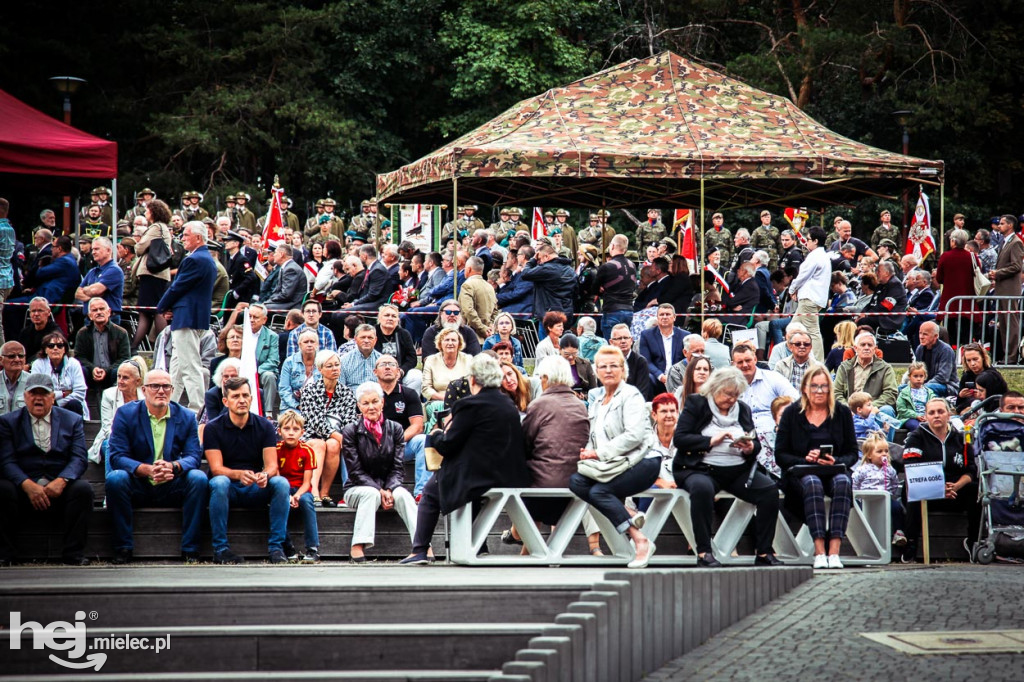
left=61, top=477, right=73, bottom=484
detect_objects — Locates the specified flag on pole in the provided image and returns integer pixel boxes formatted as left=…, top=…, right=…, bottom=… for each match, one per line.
left=239, top=307, right=263, bottom=417
left=905, top=189, right=936, bottom=261
left=261, top=177, right=286, bottom=253
left=672, top=209, right=696, bottom=271
left=784, top=207, right=810, bottom=247
left=531, top=207, right=546, bottom=240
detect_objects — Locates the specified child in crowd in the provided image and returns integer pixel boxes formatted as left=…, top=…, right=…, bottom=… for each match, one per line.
left=892, top=362, right=934, bottom=433
left=852, top=433, right=906, bottom=548
left=756, top=395, right=793, bottom=481
left=276, top=410, right=321, bottom=562
left=849, top=391, right=884, bottom=439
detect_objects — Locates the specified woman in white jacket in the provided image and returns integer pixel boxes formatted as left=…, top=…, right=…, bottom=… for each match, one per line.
left=89, top=357, right=147, bottom=473
left=30, top=331, right=89, bottom=419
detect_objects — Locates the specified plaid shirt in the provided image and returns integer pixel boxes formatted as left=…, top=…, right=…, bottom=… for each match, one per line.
left=340, top=348, right=381, bottom=390
left=286, top=323, right=337, bottom=357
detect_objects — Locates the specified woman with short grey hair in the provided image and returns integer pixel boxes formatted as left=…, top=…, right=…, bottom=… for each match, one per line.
left=674, top=366, right=782, bottom=568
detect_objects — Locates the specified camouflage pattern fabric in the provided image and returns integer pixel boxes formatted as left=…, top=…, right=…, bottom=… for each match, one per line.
left=637, top=220, right=666, bottom=248
left=824, top=230, right=840, bottom=250
left=751, top=225, right=781, bottom=270
left=442, top=216, right=484, bottom=244
left=488, top=219, right=517, bottom=245
left=704, top=225, right=733, bottom=265
left=377, top=52, right=943, bottom=206
left=870, top=223, right=901, bottom=251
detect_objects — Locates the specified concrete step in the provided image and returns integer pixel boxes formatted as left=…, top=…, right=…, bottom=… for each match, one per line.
left=2, top=623, right=545, bottom=676
left=5, top=673, right=495, bottom=682
left=2, top=585, right=579, bottom=627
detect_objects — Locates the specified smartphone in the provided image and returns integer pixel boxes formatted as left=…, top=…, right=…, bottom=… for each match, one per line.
left=965, top=382, right=976, bottom=389
left=819, top=445, right=834, bottom=460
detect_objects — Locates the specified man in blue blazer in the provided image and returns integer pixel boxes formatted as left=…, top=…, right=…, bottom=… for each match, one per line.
left=156, top=221, right=217, bottom=411
left=638, top=303, right=689, bottom=395
left=0, top=374, right=92, bottom=565
left=105, top=369, right=207, bottom=564
left=4, top=235, right=81, bottom=339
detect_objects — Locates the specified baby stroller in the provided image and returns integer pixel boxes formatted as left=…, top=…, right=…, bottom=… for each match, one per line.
left=972, top=411, right=1024, bottom=564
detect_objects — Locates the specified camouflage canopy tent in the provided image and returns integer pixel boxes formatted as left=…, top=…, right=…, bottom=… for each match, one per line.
left=377, top=52, right=943, bottom=212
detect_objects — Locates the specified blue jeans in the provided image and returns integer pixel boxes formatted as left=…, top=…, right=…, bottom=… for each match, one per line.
left=769, top=316, right=793, bottom=346
left=569, top=458, right=660, bottom=533
left=403, top=434, right=429, bottom=497
left=208, top=475, right=290, bottom=553
left=601, top=310, right=633, bottom=342
left=925, top=382, right=948, bottom=397
left=105, top=468, right=209, bottom=553
left=288, top=487, right=320, bottom=549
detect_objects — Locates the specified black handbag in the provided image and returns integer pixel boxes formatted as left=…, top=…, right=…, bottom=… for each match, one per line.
left=146, top=229, right=173, bottom=273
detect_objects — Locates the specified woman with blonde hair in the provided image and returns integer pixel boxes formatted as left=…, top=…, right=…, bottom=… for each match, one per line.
left=91, top=356, right=147, bottom=474
left=421, top=325, right=472, bottom=428
left=499, top=361, right=531, bottom=415
left=482, top=311, right=524, bottom=367
left=825, top=320, right=857, bottom=371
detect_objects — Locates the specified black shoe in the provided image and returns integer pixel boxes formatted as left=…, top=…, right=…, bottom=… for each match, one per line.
left=754, top=553, right=784, bottom=567
left=500, top=529, right=523, bottom=546
left=697, top=553, right=722, bottom=568
left=182, top=551, right=200, bottom=564
left=320, top=496, right=338, bottom=508
left=63, top=556, right=91, bottom=566
left=213, top=549, right=245, bottom=565
left=268, top=549, right=288, bottom=565
left=112, top=549, right=133, bottom=565
left=283, top=541, right=299, bottom=561
left=399, top=552, right=429, bottom=565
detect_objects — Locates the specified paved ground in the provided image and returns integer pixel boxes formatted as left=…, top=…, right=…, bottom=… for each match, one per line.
left=646, top=564, right=1024, bottom=681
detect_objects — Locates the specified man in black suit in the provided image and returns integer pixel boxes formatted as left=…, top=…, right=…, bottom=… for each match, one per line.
left=0, top=374, right=92, bottom=565
left=724, top=262, right=761, bottom=323
left=263, top=243, right=307, bottom=312
left=224, top=231, right=259, bottom=307
left=344, top=244, right=391, bottom=312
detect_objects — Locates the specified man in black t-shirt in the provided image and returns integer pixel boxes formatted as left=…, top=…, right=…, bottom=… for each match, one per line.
left=375, top=355, right=428, bottom=499
left=204, top=376, right=288, bottom=564
left=594, top=234, right=637, bottom=340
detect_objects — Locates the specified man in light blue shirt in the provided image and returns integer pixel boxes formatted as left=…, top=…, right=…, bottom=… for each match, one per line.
left=733, top=343, right=798, bottom=436
left=340, top=324, right=381, bottom=390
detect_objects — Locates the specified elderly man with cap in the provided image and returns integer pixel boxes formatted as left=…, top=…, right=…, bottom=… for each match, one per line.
left=0, top=374, right=92, bottom=566
left=224, top=230, right=259, bottom=307
left=233, top=192, right=257, bottom=232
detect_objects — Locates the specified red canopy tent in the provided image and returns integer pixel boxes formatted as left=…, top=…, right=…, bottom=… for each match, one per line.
left=0, top=88, right=117, bottom=179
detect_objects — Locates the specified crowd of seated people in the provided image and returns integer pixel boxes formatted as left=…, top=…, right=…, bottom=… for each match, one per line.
left=2, top=194, right=1024, bottom=568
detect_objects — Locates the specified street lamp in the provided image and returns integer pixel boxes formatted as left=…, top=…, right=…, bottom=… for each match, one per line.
left=892, top=110, right=912, bottom=236
left=49, top=76, right=87, bottom=233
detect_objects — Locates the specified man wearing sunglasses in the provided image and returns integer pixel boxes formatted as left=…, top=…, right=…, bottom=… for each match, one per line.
left=0, top=341, right=30, bottom=416
left=419, top=301, right=482, bottom=362
left=105, top=369, right=208, bottom=564
left=774, top=331, right=824, bottom=390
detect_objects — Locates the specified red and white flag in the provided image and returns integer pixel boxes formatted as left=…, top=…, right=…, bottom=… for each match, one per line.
left=905, top=189, right=935, bottom=261
left=673, top=209, right=697, bottom=271
left=784, top=207, right=810, bottom=247
left=531, top=207, right=546, bottom=240
left=261, top=184, right=286, bottom=254
left=704, top=263, right=731, bottom=295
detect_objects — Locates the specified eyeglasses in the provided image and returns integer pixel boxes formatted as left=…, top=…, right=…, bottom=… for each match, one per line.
left=809, top=385, right=830, bottom=393
left=610, top=336, right=631, bottom=342
left=145, top=384, right=173, bottom=392
left=2, top=353, right=25, bottom=358
left=442, top=309, right=460, bottom=316
left=29, top=310, right=48, bottom=315
left=790, top=342, right=811, bottom=348
left=595, top=364, right=623, bottom=371
left=377, top=361, right=399, bottom=368
left=44, top=343, right=66, bottom=349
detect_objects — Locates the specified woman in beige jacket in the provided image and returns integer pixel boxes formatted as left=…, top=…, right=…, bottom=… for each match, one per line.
left=132, top=199, right=174, bottom=348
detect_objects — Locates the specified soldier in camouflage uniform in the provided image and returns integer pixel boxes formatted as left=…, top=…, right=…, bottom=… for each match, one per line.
left=348, top=199, right=378, bottom=243
left=443, top=205, right=485, bottom=246
left=870, top=210, right=900, bottom=252
left=549, top=229, right=572, bottom=259
left=637, top=208, right=667, bottom=249
left=751, top=210, right=781, bottom=271
left=553, top=209, right=579, bottom=261
left=506, top=207, right=527, bottom=244
left=304, top=199, right=326, bottom=237
left=176, top=191, right=209, bottom=223
left=703, top=212, right=733, bottom=267
left=321, top=199, right=346, bottom=241
left=824, top=215, right=843, bottom=250
left=126, top=188, right=156, bottom=222
left=579, top=213, right=612, bottom=249
left=488, top=208, right=517, bottom=246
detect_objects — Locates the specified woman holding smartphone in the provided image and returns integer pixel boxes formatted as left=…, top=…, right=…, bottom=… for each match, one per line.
left=673, top=367, right=783, bottom=568
left=774, top=366, right=858, bottom=569
left=954, top=343, right=1007, bottom=414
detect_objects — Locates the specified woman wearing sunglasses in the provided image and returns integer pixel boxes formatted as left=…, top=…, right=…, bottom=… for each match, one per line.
left=30, top=332, right=89, bottom=418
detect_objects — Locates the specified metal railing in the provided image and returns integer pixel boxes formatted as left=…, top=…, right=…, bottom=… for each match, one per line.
left=943, top=296, right=1024, bottom=367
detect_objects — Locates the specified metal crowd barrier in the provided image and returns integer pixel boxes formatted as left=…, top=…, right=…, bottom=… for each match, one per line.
left=449, top=488, right=891, bottom=566
left=943, top=295, right=1024, bottom=366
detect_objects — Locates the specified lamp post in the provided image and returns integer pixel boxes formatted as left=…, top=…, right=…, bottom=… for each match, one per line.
left=892, top=110, right=912, bottom=243
left=49, top=76, right=87, bottom=234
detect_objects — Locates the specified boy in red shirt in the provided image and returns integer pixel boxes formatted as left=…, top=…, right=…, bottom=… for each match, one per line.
left=277, top=411, right=320, bottom=562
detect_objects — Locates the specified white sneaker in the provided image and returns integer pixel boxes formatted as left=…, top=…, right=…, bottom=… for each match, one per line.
left=892, top=530, right=908, bottom=547
left=827, top=554, right=844, bottom=569
left=813, top=554, right=828, bottom=569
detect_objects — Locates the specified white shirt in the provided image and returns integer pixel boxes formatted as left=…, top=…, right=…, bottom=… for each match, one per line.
left=32, top=412, right=51, bottom=452
left=789, top=246, right=831, bottom=308
left=661, top=331, right=674, bottom=375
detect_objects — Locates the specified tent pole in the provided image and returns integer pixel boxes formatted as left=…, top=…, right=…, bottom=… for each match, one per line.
left=453, top=177, right=458, bottom=302
left=939, top=180, right=945, bottom=256
left=111, top=178, right=118, bottom=236
left=700, top=177, right=705, bottom=329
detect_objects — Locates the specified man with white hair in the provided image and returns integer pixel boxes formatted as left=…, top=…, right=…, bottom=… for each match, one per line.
left=75, top=237, right=124, bottom=323
left=666, top=333, right=706, bottom=394
left=575, top=316, right=606, bottom=362
left=915, top=321, right=958, bottom=397
left=156, top=221, right=218, bottom=411
left=833, top=332, right=899, bottom=409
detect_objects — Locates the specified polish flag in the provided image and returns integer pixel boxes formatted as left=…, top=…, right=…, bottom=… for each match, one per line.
left=784, top=207, right=810, bottom=247
left=261, top=183, right=286, bottom=253
left=905, top=189, right=936, bottom=261
left=532, top=207, right=546, bottom=240
left=673, top=209, right=696, bottom=271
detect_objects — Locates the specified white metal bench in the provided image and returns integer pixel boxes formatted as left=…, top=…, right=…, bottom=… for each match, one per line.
left=449, top=488, right=891, bottom=566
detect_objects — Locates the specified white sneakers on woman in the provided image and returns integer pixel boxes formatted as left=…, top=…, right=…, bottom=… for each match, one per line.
left=813, top=554, right=845, bottom=569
